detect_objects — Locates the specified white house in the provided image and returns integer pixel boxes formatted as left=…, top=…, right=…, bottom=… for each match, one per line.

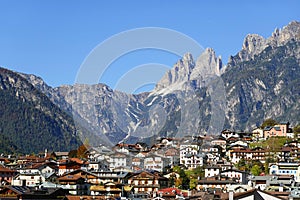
left=205, top=166, right=221, bottom=177
left=180, top=143, right=206, bottom=169
left=220, top=169, right=249, bottom=184
left=109, top=152, right=131, bottom=170
left=87, top=160, right=110, bottom=172
left=269, top=163, right=300, bottom=182
left=252, top=128, right=264, bottom=139
left=221, top=130, right=240, bottom=140
left=144, top=154, right=165, bottom=172
left=12, top=172, right=45, bottom=186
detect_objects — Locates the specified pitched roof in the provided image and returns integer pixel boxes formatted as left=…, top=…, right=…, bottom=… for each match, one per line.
left=264, top=126, right=273, bottom=131
left=53, top=152, right=69, bottom=156
left=0, top=164, right=16, bottom=173
left=231, top=188, right=286, bottom=200
left=57, top=174, right=83, bottom=181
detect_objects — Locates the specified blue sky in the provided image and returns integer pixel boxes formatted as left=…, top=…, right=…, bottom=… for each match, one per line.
left=0, top=1, right=299, bottom=92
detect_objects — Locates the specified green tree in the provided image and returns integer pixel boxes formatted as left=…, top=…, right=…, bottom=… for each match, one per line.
left=235, top=158, right=249, bottom=171
left=294, top=124, right=300, bottom=139
left=185, top=166, right=204, bottom=189
left=172, top=166, right=190, bottom=189
left=264, top=157, right=275, bottom=174
left=261, top=118, right=277, bottom=129
left=251, top=165, right=262, bottom=176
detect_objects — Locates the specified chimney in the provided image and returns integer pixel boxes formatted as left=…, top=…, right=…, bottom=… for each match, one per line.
left=229, top=190, right=234, bottom=200
left=44, top=149, right=48, bottom=158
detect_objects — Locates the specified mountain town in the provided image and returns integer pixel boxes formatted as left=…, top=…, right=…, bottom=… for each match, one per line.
left=0, top=5, right=300, bottom=200
left=0, top=120, right=300, bottom=199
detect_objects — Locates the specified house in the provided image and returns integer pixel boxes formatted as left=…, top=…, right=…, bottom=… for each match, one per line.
left=21, top=162, right=57, bottom=176
left=58, top=159, right=82, bottom=176
left=224, top=188, right=287, bottom=200
left=278, top=146, right=297, bottom=162
left=229, top=141, right=248, bottom=148
left=265, top=175, right=294, bottom=192
left=263, top=122, right=292, bottom=139
left=112, top=143, right=140, bottom=155
left=197, top=175, right=237, bottom=191
left=227, top=184, right=253, bottom=193
left=158, top=138, right=181, bottom=147
left=52, top=152, right=69, bottom=160
left=164, top=147, right=180, bottom=166
left=109, top=152, right=132, bottom=170
left=132, top=157, right=143, bottom=170
left=211, top=137, right=227, bottom=152
left=180, top=143, right=206, bottom=169
left=0, top=164, right=17, bottom=185
left=202, top=145, right=221, bottom=164
left=0, top=185, right=69, bottom=199
left=221, top=130, right=239, bottom=140
left=113, top=165, right=132, bottom=172
left=57, top=171, right=91, bottom=195
left=16, top=155, right=45, bottom=164
left=252, top=128, right=264, bottom=139
left=0, top=157, right=10, bottom=165
left=127, top=171, right=168, bottom=196
left=205, top=166, right=221, bottom=178
left=248, top=175, right=272, bottom=190
left=228, top=147, right=266, bottom=164
left=58, top=169, right=113, bottom=185
left=87, top=159, right=110, bottom=172
left=14, top=162, right=58, bottom=184
left=144, top=154, right=167, bottom=172
left=90, top=182, right=122, bottom=198
left=220, top=169, right=249, bottom=184
left=249, top=174, right=295, bottom=196
left=91, top=170, right=128, bottom=184
left=11, top=172, right=45, bottom=186
left=269, top=162, right=300, bottom=182
left=157, top=187, right=187, bottom=199
left=87, top=146, right=111, bottom=161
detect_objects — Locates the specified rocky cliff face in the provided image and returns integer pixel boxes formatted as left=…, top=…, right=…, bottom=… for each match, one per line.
left=19, top=21, right=300, bottom=147
left=227, top=41, right=300, bottom=129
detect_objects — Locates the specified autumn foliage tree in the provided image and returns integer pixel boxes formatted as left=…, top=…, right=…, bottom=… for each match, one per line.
left=69, top=139, right=90, bottom=159
left=77, top=144, right=88, bottom=159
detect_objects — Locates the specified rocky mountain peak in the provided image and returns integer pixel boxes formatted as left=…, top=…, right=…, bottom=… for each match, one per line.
left=182, top=52, right=194, bottom=62
left=192, top=48, right=223, bottom=78
left=155, top=48, right=223, bottom=92
left=155, top=52, right=195, bottom=91
left=271, top=21, right=300, bottom=45
left=241, top=34, right=266, bottom=55
left=231, top=21, right=300, bottom=65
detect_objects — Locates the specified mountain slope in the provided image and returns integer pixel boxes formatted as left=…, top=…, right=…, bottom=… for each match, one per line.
left=223, top=39, right=300, bottom=130
left=0, top=68, right=81, bottom=154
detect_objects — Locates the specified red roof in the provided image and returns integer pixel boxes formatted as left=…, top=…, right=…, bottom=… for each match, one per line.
left=0, top=165, right=16, bottom=173
left=158, top=188, right=188, bottom=197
